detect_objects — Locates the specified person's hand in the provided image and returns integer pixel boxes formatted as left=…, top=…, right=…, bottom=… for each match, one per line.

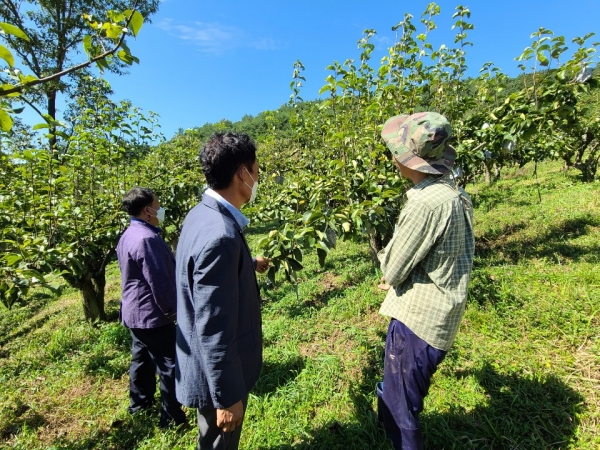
left=378, top=276, right=391, bottom=291
left=255, top=256, right=271, bottom=274
left=216, top=400, right=244, bottom=433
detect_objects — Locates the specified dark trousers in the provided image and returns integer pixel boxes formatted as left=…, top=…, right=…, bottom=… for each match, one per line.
left=378, top=319, right=447, bottom=450
left=196, top=395, right=248, bottom=450
left=129, top=323, right=187, bottom=427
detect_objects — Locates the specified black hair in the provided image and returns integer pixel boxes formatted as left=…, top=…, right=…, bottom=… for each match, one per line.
left=121, top=187, right=156, bottom=216
left=200, top=132, right=257, bottom=190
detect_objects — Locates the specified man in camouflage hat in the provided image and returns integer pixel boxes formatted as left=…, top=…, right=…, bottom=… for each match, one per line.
left=376, top=112, right=475, bottom=449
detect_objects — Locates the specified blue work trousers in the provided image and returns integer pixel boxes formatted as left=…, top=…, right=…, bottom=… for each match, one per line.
left=378, top=319, right=447, bottom=450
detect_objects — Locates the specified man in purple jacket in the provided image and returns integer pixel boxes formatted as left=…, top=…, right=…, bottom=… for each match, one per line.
left=116, top=187, right=187, bottom=428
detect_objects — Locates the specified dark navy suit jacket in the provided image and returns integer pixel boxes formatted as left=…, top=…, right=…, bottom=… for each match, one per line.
left=175, top=193, right=262, bottom=410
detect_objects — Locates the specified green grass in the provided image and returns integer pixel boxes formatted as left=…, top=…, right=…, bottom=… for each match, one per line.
left=0, top=160, right=599, bottom=449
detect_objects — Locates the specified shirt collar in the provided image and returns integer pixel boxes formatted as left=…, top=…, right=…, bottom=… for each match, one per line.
left=205, top=188, right=250, bottom=230
left=130, top=217, right=162, bottom=233
left=407, top=174, right=453, bottom=198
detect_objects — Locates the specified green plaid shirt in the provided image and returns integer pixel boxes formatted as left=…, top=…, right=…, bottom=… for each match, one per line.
left=378, top=175, right=475, bottom=351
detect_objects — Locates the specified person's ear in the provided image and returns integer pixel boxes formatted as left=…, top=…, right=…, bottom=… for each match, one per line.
left=238, top=166, right=247, bottom=182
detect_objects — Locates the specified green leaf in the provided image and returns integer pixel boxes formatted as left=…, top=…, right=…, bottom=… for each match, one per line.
left=33, top=123, right=49, bottom=130
left=105, top=24, right=122, bottom=40
left=0, top=44, right=14, bottom=67
left=83, top=35, right=92, bottom=57
left=126, top=10, right=144, bottom=37
left=0, top=23, right=30, bottom=41
left=95, top=57, right=110, bottom=73
left=20, top=268, right=44, bottom=280
left=287, top=258, right=303, bottom=271
left=117, top=49, right=134, bottom=64
left=292, top=248, right=302, bottom=262
left=2, top=253, right=22, bottom=266
left=120, top=42, right=139, bottom=64
left=0, top=108, right=13, bottom=131
left=18, top=74, right=38, bottom=84
left=0, top=83, right=19, bottom=97
left=107, top=11, right=125, bottom=23
left=317, top=248, right=327, bottom=267
left=317, top=240, right=330, bottom=253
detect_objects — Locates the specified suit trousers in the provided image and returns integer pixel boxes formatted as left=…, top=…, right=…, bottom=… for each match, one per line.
left=197, top=395, right=248, bottom=450
left=129, top=323, right=187, bottom=427
left=380, top=319, right=447, bottom=450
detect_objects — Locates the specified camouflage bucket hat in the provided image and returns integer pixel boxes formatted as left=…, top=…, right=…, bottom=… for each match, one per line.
left=381, top=112, right=456, bottom=175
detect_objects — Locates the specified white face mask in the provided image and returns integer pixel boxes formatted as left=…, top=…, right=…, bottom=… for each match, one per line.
left=148, top=206, right=166, bottom=223
left=244, top=168, right=259, bottom=202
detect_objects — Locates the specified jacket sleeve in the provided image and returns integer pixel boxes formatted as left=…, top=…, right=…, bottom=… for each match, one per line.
left=192, top=235, right=246, bottom=409
left=139, top=236, right=176, bottom=317
left=378, top=200, right=440, bottom=287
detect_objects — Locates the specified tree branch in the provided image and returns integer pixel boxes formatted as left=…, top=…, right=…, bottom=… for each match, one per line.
left=19, top=95, right=49, bottom=122
left=0, top=2, right=140, bottom=97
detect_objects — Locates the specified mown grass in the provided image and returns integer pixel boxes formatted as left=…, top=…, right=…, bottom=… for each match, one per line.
left=0, top=160, right=598, bottom=449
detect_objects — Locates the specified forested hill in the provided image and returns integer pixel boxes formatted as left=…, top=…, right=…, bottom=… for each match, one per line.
left=170, top=65, right=600, bottom=145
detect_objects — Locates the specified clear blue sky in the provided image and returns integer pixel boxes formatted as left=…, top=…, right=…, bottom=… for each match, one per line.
left=36, top=0, right=600, bottom=139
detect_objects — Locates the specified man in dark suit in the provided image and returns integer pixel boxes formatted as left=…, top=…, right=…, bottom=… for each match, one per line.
left=175, top=132, right=270, bottom=450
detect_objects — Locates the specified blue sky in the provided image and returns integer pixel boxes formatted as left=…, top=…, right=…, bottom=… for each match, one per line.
left=24, top=0, right=600, bottom=140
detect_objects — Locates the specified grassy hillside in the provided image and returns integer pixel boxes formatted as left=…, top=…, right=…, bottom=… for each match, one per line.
left=0, top=161, right=598, bottom=449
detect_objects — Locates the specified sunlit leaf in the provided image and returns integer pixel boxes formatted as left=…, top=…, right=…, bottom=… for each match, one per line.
left=0, top=22, right=30, bottom=41
left=124, top=10, right=144, bottom=37
left=0, top=108, right=13, bottom=131
left=0, top=44, right=14, bottom=67
left=82, top=35, right=93, bottom=57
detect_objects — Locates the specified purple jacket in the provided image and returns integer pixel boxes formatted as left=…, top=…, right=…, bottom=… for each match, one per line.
left=116, top=219, right=177, bottom=329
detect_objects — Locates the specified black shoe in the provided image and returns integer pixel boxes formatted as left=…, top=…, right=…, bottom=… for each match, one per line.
left=158, top=417, right=189, bottom=430
left=128, top=402, right=156, bottom=415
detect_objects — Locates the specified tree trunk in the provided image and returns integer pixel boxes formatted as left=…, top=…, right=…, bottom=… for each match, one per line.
left=493, top=162, right=502, bottom=182
left=573, top=142, right=599, bottom=182
left=47, top=90, right=57, bottom=153
left=483, top=162, right=492, bottom=184
left=368, top=232, right=381, bottom=265
left=80, top=269, right=107, bottom=321
left=368, top=229, right=392, bottom=266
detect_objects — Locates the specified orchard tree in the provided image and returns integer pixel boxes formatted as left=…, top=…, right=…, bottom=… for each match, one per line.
left=0, top=94, right=161, bottom=319
left=253, top=5, right=599, bottom=285
left=0, top=0, right=159, bottom=137
left=487, top=29, right=599, bottom=181
left=253, top=4, right=480, bottom=283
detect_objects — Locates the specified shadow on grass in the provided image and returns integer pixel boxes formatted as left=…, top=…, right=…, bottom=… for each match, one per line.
left=471, top=181, right=541, bottom=212
left=471, top=188, right=513, bottom=212
left=253, top=356, right=306, bottom=397
left=0, top=405, right=47, bottom=441
left=256, top=355, right=583, bottom=449
left=467, top=269, right=522, bottom=310
left=257, top=328, right=390, bottom=450
left=48, top=411, right=158, bottom=450
left=261, top=249, right=376, bottom=320
left=84, top=322, right=131, bottom=379
left=476, top=214, right=600, bottom=265
left=245, top=220, right=281, bottom=237
left=282, top=285, right=350, bottom=319
left=423, top=363, right=584, bottom=449
left=0, top=291, right=62, bottom=348
left=104, top=297, right=122, bottom=322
